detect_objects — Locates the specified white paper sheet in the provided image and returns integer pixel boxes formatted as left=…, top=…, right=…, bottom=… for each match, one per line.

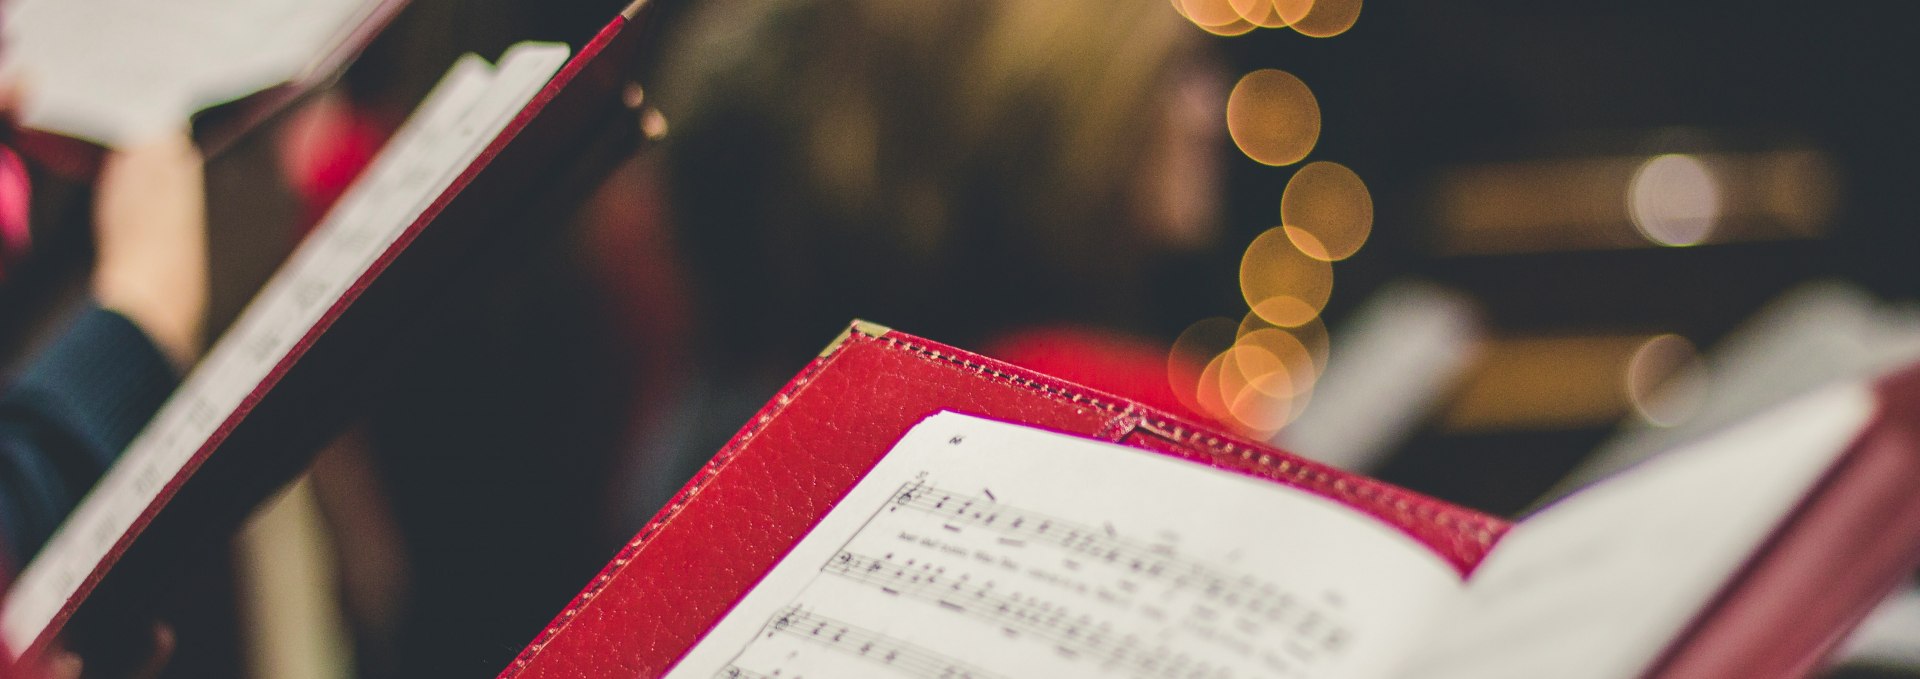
left=1397, top=382, right=1874, bottom=679
left=664, top=412, right=1464, bottom=679
left=0, top=0, right=386, bottom=145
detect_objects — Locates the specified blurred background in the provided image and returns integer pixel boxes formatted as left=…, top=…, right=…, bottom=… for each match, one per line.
left=5, top=0, right=1920, bottom=677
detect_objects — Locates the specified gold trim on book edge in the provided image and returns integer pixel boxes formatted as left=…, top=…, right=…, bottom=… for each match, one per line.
left=819, top=320, right=893, bottom=358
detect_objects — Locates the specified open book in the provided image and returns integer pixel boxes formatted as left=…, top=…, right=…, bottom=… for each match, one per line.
left=502, top=323, right=1920, bottom=679
left=2, top=0, right=655, bottom=661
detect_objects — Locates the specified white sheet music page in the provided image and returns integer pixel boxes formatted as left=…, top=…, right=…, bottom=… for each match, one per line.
left=0, top=43, right=569, bottom=657
left=1397, top=382, right=1874, bottom=679
left=0, top=0, right=385, bottom=145
left=665, top=412, right=1464, bottom=679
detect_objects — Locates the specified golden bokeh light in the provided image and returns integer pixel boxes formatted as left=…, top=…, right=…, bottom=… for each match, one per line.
left=1273, top=0, right=1315, bottom=24
left=1240, top=311, right=1328, bottom=374
left=1218, top=346, right=1291, bottom=435
left=1290, top=0, right=1360, bottom=37
left=1240, top=226, right=1333, bottom=326
left=1214, top=345, right=1266, bottom=411
left=1195, top=352, right=1232, bottom=422
left=1168, top=317, right=1240, bottom=419
left=1212, top=320, right=1326, bottom=437
left=1197, top=16, right=1259, bottom=36
left=1280, top=227, right=1330, bottom=262
left=1231, top=0, right=1288, bottom=28
left=1240, top=302, right=1321, bottom=348
left=1228, top=381, right=1294, bottom=435
left=1238, top=328, right=1316, bottom=397
left=1250, top=297, right=1318, bottom=328
left=1226, top=361, right=1314, bottom=437
left=1176, top=0, right=1244, bottom=28
left=1226, top=69, right=1320, bottom=167
left=1281, top=161, right=1373, bottom=261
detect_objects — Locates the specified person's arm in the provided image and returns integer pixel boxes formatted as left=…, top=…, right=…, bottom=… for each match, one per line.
left=0, top=305, right=179, bottom=564
left=90, top=133, right=207, bottom=370
left=0, top=133, right=207, bottom=568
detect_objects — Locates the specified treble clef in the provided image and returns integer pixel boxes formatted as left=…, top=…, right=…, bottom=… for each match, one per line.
left=894, top=480, right=925, bottom=509
left=766, top=610, right=794, bottom=639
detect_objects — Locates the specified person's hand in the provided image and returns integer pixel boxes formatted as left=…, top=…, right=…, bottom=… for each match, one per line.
left=90, top=132, right=207, bottom=369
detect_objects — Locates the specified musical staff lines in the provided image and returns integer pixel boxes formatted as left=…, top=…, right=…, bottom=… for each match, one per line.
left=826, top=550, right=1259, bottom=679
left=721, top=607, right=1006, bottom=679
left=701, top=470, right=1371, bottom=679
left=883, top=481, right=1351, bottom=656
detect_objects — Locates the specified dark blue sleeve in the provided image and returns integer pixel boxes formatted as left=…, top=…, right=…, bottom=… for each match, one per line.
left=0, top=305, right=178, bottom=571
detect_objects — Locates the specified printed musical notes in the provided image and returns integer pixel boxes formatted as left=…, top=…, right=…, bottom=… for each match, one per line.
left=715, top=479, right=1354, bottom=678
left=717, top=607, right=1006, bottom=679
left=662, top=413, right=1468, bottom=679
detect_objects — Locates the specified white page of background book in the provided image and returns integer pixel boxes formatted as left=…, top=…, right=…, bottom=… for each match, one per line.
left=0, top=42, right=570, bottom=656
left=0, top=0, right=383, bottom=146
left=1561, top=281, right=1920, bottom=495
left=1396, top=381, right=1874, bottom=679
left=665, top=412, right=1464, bottom=679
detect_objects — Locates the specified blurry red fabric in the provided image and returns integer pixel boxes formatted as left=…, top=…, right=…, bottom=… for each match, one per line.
left=277, top=102, right=386, bottom=235
left=0, top=144, right=29, bottom=282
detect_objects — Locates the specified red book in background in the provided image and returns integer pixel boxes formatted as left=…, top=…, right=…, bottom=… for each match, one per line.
left=501, top=322, right=1920, bottom=679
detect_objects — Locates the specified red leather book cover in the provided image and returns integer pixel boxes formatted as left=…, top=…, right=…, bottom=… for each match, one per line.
left=498, top=321, right=1510, bottom=679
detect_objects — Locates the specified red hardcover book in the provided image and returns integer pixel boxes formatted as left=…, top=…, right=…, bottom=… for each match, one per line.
left=501, top=322, right=1920, bottom=679
left=501, top=322, right=1504, bottom=679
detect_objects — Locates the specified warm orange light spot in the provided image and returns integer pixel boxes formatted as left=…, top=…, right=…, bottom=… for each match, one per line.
left=1228, top=381, right=1294, bottom=434
left=1222, top=341, right=1311, bottom=436
left=1215, top=345, right=1262, bottom=411
left=1232, top=0, right=1288, bottom=27
left=1243, top=311, right=1330, bottom=372
left=1240, top=226, right=1332, bottom=325
left=1291, top=0, right=1360, bottom=37
left=1239, top=328, right=1316, bottom=397
left=1226, top=70, right=1320, bottom=167
left=1198, top=16, right=1258, bottom=36
left=1179, top=0, right=1245, bottom=28
left=1281, top=161, right=1373, bottom=261
left=1169, top=317, right=1239, bottom=418
left=1273, top=0, right=1315, bottom=25
left=1236, top=306, right=1328, bottom=372
left=1281, top=226, right=1330, bottom=261
left=1195, top=352, right=1232, bottom=421
left=1251, top=296, right=1318, bottom=327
